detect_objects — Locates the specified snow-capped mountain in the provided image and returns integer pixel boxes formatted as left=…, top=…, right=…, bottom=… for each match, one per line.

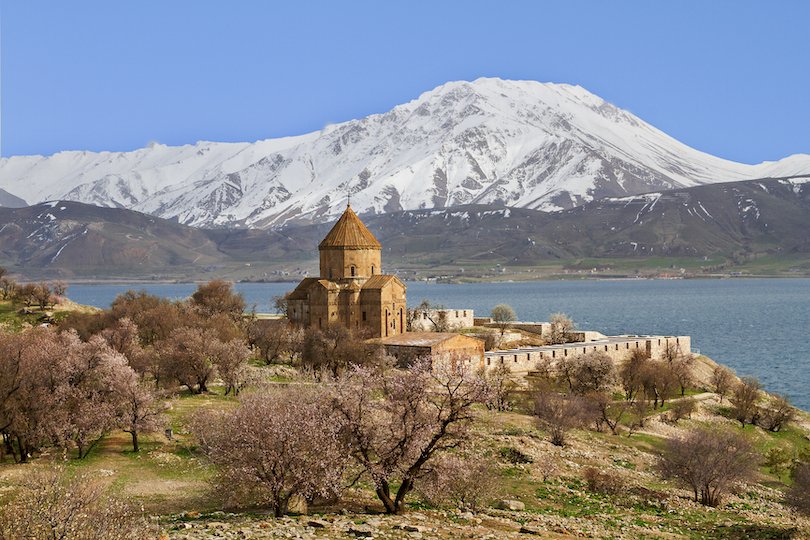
left=2, top=77, right=810, bottom=228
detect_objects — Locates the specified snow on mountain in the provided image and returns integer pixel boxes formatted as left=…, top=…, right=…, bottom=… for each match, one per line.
left=2, top=78, right=809, bottom=228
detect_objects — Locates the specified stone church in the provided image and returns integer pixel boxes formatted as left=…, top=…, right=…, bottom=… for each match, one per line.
left=287, top=204, right=407, bottom=338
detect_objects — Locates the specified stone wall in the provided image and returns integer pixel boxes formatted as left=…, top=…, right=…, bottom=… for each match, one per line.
left=482, top=335, right=692, bottom=375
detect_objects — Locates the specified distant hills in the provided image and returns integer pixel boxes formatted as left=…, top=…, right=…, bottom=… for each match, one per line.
left=2, top=176, right=808, bottom=280
left=2, top=78, right=810, bottom=229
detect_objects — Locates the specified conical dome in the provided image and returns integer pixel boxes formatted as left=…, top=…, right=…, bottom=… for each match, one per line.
left=319, top=205, right=381, bottom=250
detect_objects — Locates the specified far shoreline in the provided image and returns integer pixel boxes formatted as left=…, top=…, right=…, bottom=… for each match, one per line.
left=40, top=274, right=810, bottom=286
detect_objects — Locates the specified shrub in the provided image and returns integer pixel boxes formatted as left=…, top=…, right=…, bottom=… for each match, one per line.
left=666, top=397, right=697, bottom=424
left=499, top=446, right=533, bottom=464
left=764, top=447, right=792, bottom=477
left=659, top=427, right=757, bottom=506
left=418, top=454, right=499, bottom=511
left=0, top=466, right=156, bottom=540
left=583, top=466, right=626, bottom=495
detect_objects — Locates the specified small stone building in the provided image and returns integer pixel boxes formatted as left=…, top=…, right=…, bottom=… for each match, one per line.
left=410, top=308, right=475, bottom=332
left=376, top=332, right=485, bottom=366
left=287, top=204, right=407, bottom=338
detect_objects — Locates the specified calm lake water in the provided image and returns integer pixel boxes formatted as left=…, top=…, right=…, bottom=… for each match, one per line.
left=67, top=279, right=810, bottom=410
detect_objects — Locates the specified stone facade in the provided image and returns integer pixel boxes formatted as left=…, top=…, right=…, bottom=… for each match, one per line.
left=287, top=205, right=407, bottom=338
left=410, top=308, right=474, bottom=332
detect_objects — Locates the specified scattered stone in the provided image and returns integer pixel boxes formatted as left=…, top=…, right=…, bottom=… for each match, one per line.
left=348, top=525, right=374, bottom=537
left=307, top=519, right=329, bottom=528
left=519, top=524, right=543, bottom=535
left=496, top=499, right=525, bottom=511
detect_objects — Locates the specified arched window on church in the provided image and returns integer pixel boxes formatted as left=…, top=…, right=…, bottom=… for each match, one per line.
left=350, top=265, right=356, bottom=277
left=371, top=265, right=375, bottom=275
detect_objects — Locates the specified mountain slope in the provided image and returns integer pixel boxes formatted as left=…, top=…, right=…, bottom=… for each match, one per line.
left=3, top=78, right=809, bottom=228
left=0, top=202, right=227, bottom=276
left=339, top=176, right=810, bottom=267
left=1, top=177, right=808, bottom=279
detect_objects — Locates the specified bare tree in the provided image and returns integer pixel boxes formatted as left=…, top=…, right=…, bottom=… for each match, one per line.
left=193, top=388, right=347, bottom=517
left=566, top=351, right=616, bottom=395
left=51, top=280, right=68, bottom=298
left=620, top=348, right=650, bottom=401
left=533, top=386, right=591, bottom=446
left=211, top=338, right=253, bottom=395
left=480, top=362, right=517, bottom=411
left=730, top=376, right=761, bottom=427
left=588, top=391, right=629, bottom=435
left=60, top=334, right=129, bottom=458
left=671, top=355, right=696, bottom=396
left=159, top=327, right=218, bottom=393
left=301, top=326, right=381, bottom=379
left=659, top=427, right=757, bottom=506
left=0, top=276, right=16, bottom=300
left=711, top=365, right=736, bottom=403
left=13, top=283, right=37, bottom=308
left=640, top=360, right=679, bottom=409
left=548, top=312, right=575, bottom=344
left=272, top=293, right=290, bottom=317
left=490, top=304, right=517, bottom=337
left=331, top=359, right=488, bottom=514
left=33, top=282, right=53, bottom=311
left=626, top=398, right=651, bottom=437
left=0, top=466, right=156, bottom=540
left=113, top=369, right=167, bottom=452
left=758, top=394, right=795, bottom=432
left=249, top=319, right=301, bottom=364
left=111, top=291, right=185, bottom=346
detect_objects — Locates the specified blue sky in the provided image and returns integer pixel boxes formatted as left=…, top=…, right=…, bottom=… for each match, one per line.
left=1, top=0, right=808, bottom=163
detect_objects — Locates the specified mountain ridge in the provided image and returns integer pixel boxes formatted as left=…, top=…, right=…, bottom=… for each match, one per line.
left=2, top=78, right=810, bottom=229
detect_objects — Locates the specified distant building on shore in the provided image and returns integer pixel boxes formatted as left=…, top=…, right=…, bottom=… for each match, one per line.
left=287, top=204, right=407, bottom=338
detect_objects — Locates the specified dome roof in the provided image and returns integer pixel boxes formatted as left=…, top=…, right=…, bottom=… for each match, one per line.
left=318, top=205, right=382, bottom=250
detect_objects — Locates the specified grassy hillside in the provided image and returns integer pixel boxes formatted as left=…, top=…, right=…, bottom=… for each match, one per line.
left=1, top=361, right=808, bottom=539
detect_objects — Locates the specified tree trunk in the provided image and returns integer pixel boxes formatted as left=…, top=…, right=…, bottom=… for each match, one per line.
left=15, top=436, right=26, bottom=463
left=131, top=430, right=139, bottom=453
left=375, top=480, right=397, bottom=514
left=393, top=477, right=414, bottom=514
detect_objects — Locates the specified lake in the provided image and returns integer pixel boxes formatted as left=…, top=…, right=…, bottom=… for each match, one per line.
left=66, top=278, right=810, bottom=410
